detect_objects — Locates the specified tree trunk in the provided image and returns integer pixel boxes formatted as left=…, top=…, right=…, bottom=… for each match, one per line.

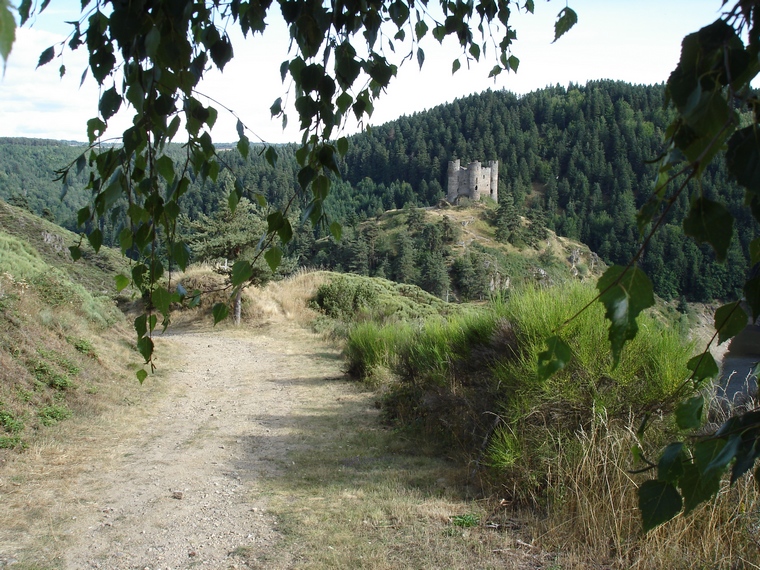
left=234, top=287, right=242, bottom=326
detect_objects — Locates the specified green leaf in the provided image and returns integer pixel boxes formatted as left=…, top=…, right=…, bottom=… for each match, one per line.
left=152, top=286, right=172, bottom=318
left=336, top=92, right=353, bottom=114
left=317, top=144, right=340, bottom=175
left=212, top=303, right=229, bottom=325
left=188, top=290, right=201, bottom=308
left=726, top=125, right=760, bottom=194
left=388, top=0, right=409, bottom=28
left=36, top=45, right=55, bottom=68
left=99, top=86, right=121, bottom=120
left=0, top=0, right=16, bottom=64
left=209, top=34, right=233, bottom=71
left=136, top=369, right=148, bottom=384
left=337, top=137, right=348, bottom=157
left=329, top=221, right=342, bottom=241
left=87, top=117, right=106, bottom=143
left=416, top=47, right=424, bottom=70
left=171, top=241, right=191, bottom=271
left=675, top=396, right=704, bottom=430
left=87, top=228, right=103, bottom=252
left=731, top=428, right=760, bottom=483
left=77, top=206, right=91, bottom=226
left=682, top=198, right=733, bottom=263
left=432, top=24, right=446, bottom=43
left=134, top=314, right=147, bottom=338
left=144, top=27, right=160, bottom=59
left=114, top=274, right=130, bottom=292
left=537, top=335, right=572, bottom=381
left=639, top=480, right=682, bottom=531
left=714, top=301, right=748, bottom=345
left=657, top=442, right=686, bottom=484
left=69, top=245, right=82, bottom=261
left=137, top=335, right=154, bottom=363
left=231, top=260, right=253, bottom=287
left=415, top=20, right=428, bottom=40
left=270, top=97, right=282, bottom=116
left=298, top=165, right=316, bottom=189
left=553, top=7, right=577, bottom=43
left=156, top=155, right=174, bottom=185
left=597, top=265, right=655, bottom=367
left=264, top=246, right=282, bottom=273
left=238, top=135, right=250, bottom=159
left=278, top=218, right=293, bottom=244
left=507, top=55, right=519, bottom=72
left=686, top=352, right=719, bottom=383
left=679, top=455, right=723, bottom=514
left=452, top=59, right=461, bottom=74
left=744, top=276, right=760, bottom=322
left=705, top=435, right=741, bottom=479
left=228, top=186, right=240, bottom=213
left=267, top=211, right=285, bottom=233
left=750, top=237, right=760, bottom=265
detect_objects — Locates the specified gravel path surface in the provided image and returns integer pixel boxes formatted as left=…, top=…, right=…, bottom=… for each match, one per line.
left=57, top=325, right=344, bottom=569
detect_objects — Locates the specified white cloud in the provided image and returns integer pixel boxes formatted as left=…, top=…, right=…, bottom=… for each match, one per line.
left=0, top=0, right=724, bottom=143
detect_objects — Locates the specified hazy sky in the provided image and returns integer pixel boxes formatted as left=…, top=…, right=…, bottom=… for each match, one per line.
left=0, top=0, right=726, bottom=143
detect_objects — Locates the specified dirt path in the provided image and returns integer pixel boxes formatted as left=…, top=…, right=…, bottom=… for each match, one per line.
left=1, top=323, right=347, bottom=569
left=68, top=324, right=350, bottom=569
left=1, top=314, right=544, bottom=570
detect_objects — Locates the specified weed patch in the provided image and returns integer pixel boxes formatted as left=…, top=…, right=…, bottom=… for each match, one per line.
left=38, top=404, right=72, bottom=426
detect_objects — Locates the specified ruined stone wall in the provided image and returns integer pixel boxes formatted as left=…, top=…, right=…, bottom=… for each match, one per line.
left=446, top=159, right=498, bottom=203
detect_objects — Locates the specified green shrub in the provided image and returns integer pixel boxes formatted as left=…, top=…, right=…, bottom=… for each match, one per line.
left=0, top=408, right=23, bottom=434
left=38, top=404, right=72, bottom=426
left=70, top=337, right=97, bottom=358
left=31, top=360, right=73, bottom=390
left=0, top=435, right=23, bottom=449
left=344, top=322, right=410, bottom=381
left=311, top=273, right=459, bottom=327
left=368, top=281, right=693, bottom=500
left=313, top=276, right=377, bottom=320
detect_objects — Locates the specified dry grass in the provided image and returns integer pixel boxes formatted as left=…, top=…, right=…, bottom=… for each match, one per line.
left=166, top=265, right=328, bottom=329
left=527, top=412, right=760, bottom=569
left=246, top=385, right=551, bottom=570
left=244, top=268, right=329, bottom=325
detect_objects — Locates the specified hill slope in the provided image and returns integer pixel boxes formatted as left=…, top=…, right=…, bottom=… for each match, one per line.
left=0, top=200, right=134, bottom=450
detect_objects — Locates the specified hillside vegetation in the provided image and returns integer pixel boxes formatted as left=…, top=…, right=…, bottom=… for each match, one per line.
left=308, top=270, right=760, bottom=567
left=0, top=201, right=135, bottom=450
left=303, top=201, right=603, bottom=302
left=2, top=81, right=756, bottom=303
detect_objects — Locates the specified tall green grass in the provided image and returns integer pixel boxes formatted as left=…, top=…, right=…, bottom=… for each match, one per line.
left=494, top=283, right=692, bottom=418
left=342, top=281, right=694, bottom=497
left=0, top=234, right=120, bottom=327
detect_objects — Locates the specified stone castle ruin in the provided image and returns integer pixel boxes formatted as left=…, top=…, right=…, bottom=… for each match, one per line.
left=446, top=159, right=499, bottom=204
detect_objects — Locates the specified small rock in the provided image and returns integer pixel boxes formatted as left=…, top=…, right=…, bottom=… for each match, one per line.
left=172, top=491, right=184, bottom=500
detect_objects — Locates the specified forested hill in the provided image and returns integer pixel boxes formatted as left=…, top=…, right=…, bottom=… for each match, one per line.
left=338, top=81, right=754, bottom=301
left=1, top=81, right=756, bottom=302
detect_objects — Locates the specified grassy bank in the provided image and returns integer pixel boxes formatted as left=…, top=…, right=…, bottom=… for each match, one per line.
left=312, top=273, right=760, bottom=568
left=0, top=201, right=135, bottom=451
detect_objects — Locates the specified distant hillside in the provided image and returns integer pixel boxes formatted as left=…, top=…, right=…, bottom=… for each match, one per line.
left=338, top=81, right=755, bottom=302
left=300, top=202, right=603, bottom=301
left=2, top=80, right=756, bottom=302
left=0, top=200, right=134, bottom=451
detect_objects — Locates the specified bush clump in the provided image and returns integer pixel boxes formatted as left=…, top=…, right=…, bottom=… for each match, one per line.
left=343, top=281, right=694, bottom=498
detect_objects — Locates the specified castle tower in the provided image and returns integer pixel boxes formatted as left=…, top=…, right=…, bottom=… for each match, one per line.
left=468, top=161, right=481, bottom=201
left=447, top=159, right=460, bottom=202
left=489, top=160, right=499, bottom=203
